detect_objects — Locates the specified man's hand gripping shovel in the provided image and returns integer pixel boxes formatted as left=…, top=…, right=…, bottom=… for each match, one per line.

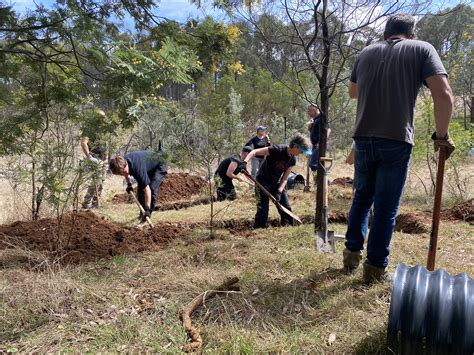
left=128, top=191, right=154, bottom=229
left=241, top=169, right=302, bottom=224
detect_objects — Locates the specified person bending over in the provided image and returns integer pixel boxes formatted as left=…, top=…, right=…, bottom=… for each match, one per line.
left=215, top=146, right=253, bottom=201
left=109, top=150, right=168, bottom=222
left=243, top=133, right=312, bottom=229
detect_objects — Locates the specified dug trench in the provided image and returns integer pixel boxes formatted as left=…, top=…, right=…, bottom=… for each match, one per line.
left=1, top=164, right=470, bottom=266
left=0, top=208, right=436, bottom=266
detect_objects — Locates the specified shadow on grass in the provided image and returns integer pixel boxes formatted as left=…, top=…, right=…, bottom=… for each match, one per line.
left=353, top=326, right=388, bottom=354
left=193, top=266, right=390, bottom=331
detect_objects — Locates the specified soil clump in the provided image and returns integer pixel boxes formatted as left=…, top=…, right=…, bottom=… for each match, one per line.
left=331, top=177, right=353, bottom=188
left=112, top=172, right=207, bottom=205
left=0, top=211, right=191, bottom=264
left=440, top=199, right=473, bottom=224
left=395, top=213, right=429, bottom=234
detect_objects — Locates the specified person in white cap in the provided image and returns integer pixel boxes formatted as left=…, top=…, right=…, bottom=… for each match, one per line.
left=244, top=126, right=271, bottom=177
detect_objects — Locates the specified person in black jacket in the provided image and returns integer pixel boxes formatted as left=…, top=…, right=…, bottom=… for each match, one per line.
left=215, top=146, right=253, bottom=201
left=243, top=133, right=312, bottom=228
left=245, top=126, right=271, bottom=177
left=109, top=150, right=168, bottom=222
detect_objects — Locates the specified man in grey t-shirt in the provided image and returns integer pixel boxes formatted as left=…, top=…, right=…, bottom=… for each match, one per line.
left=342, top=14, right=455, bottom=283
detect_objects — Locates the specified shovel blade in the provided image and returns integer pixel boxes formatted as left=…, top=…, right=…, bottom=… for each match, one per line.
left=316, top=230, right=334, bottom=253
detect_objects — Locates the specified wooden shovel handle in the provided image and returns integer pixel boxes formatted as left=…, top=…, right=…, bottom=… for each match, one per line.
left=241, top=170, right=302, bottom=224
left=427, top=146, right=446, bottom=271
left=128, top=191, right=154, bottom=228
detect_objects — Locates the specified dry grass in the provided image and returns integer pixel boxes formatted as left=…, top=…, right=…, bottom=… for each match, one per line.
left=1, top=163, right=473, bottom=353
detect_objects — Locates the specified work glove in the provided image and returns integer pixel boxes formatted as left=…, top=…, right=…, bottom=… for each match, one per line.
left=126, top=182, right=134, bottom=194
left=431, top=132, right=455, bottom=159
left=274, top=191, right=282, bottom=202
left=87, top=155, right=99, bottom=164
left=238, top=160, right=248, bottom=172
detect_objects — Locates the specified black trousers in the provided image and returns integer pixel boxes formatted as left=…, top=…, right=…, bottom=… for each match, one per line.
left=137, top=170, right=166, bottom=214
left=254, top=176, right=294, bottom=228
left=215, top=175, right=236, bottom=201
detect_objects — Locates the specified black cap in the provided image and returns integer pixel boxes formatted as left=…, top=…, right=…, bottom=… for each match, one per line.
left=242, top=146, right=253, bottom=153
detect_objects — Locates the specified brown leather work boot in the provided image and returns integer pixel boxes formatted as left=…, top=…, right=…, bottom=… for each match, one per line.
left=342, top=248, right=362, bottom=274
left=362, top=260, right=391, bottom=284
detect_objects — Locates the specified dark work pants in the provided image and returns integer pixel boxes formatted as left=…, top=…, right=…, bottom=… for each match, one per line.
left=137, top=170, right=166, bottom=214
left=215, top=175, right=236, bottom=201
left=254, top=176, right=293, bottom=228
left=309, top=145, right=319, bottom=171
left=345, top=137, right=412, bottom=267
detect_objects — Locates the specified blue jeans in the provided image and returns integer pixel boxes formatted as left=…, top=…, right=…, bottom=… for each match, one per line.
left=345, top=137, right=412, bottom=267
left=251, top=157, right=264, bottom=177
left=309, top=145, right=319, bottom=171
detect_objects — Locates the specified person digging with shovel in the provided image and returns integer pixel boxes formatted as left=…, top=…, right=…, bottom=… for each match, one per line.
left=109, top=150, right=168, bottom=225
left=344, top=14, right=454, bottom=284
left=214, top=146, right=254, bottom=201
left=242, top=133, right=312, bottom=229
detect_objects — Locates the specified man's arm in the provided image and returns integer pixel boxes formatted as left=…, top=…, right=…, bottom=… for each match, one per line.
left=226, top=161, right=242, bottom=180
left=244, top=147, right=270, bottom=163
left=278, top=167, right=292, bottom=192
left=426, top=75, right=453, bottom=138
left=81, top=137, right=91, bottom=157
left=143, top=185, right=152, bottom=209
left=348, top=80, right=358, bottom=99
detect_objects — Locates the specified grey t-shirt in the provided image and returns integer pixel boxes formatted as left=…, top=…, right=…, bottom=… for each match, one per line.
left=350, top=39, right=447, bottom=145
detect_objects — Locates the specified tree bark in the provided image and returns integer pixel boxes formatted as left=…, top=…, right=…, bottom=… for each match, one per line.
left=315, top=0, right=330, bottom=229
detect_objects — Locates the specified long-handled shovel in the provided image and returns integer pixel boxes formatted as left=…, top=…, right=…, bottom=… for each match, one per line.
left=128, top=191, right=154, bottom=229
left=241, top=170, right=302, bottom=224
left=426, top=146, right=447, bottom=271
left=316, top=157, right=344, bottom=253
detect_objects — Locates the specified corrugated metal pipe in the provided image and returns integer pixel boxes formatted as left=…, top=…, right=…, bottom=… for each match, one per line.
left=387, top=263, right=474, bottom=354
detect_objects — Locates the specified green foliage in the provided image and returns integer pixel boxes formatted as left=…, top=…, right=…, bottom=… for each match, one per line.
left=412, top=96, right=473, bottom=201
left=106, top=39, right=202, bottom=123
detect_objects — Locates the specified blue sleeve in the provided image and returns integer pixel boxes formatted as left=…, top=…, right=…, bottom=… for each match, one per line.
left=135, top=163, right=150, bottom=188
left=127, top=153, right=150, bottom=188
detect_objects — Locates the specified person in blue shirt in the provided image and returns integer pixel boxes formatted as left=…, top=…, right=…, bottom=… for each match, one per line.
left=109, top=151, right=168, bottom=222
left=307, top=104, right=331, bottom=171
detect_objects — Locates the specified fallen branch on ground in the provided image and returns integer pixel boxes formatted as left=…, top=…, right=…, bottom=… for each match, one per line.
left=180, top=277, right=240, bottom=352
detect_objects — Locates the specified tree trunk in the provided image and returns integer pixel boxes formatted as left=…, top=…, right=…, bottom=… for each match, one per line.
left=471, top=95, right=473, bottom=124
left=315, top=0, right=330, bottom=230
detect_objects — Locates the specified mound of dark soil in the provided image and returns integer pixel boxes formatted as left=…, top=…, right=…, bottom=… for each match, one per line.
left=331, top=177, right=353, bottom=188
left=396, top=213, right=429, bottom=234
left=0, top=211, right=191, bottom=264
left=441, top=199, right=473, bottom=224
left=112, top=172, right=207, bottom=204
